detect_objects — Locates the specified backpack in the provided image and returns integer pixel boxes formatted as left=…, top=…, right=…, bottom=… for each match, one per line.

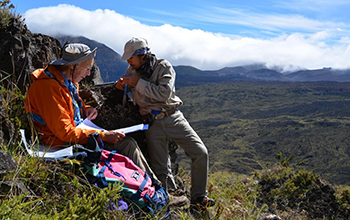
left=84, top=147, right=169, bottom=216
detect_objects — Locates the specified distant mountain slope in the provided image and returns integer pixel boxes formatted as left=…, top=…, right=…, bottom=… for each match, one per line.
left=174, top=66, right=252, bottom=87
left=175, top=65, right=350, bottom=86
left=174, top=65, right=204, bottom=76
left=212, top=66, right=249, bottom=76
left=287, top=68, right=350, bottom=82
left=245, top=69, right=290, bottom=81
left=56, top=35, right=128, bottom=82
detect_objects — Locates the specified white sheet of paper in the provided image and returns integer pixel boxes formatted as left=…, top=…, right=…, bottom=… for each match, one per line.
left=114, top=123, right=149, bottom=134
left=77, top=118, right=106, bottom=131
left=20, top=129, right=73, bottom=158
left=78, top=119, right=148, bottom=134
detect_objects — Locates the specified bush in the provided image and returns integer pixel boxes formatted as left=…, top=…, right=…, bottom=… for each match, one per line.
left=0, top=0, right=16, bottom=27
left=254, top=154, right=350, bottom=219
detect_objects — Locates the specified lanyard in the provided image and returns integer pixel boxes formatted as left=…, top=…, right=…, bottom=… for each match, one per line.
left=56, top=66, right=85, bottom=126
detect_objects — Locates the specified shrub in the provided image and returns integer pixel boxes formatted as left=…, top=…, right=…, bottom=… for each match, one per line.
left=0, top=0, right=17, bottom=27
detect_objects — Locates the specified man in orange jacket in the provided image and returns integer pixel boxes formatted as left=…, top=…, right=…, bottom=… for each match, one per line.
left=25, top=42, right=156, bottom=178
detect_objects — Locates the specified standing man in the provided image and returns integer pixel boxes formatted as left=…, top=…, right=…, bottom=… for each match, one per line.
left=25, top=42, right=156, bottom=179
left=116, top=37, right=215, bottom=210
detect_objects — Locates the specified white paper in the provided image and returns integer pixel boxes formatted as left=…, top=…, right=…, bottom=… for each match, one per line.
left=78, top=119, right=148, bottom=134
left=20, top=129, right=73, bottom=158
left=77, top=118, right=106, bottom=131
left=114, top=123, right=149, bottom=134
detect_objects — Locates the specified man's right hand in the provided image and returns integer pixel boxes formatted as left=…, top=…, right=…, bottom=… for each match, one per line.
left=103, top=130, right=125, bottom=144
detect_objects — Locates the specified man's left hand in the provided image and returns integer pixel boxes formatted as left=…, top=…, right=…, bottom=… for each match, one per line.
left=115, top=78, right=125, bottom=90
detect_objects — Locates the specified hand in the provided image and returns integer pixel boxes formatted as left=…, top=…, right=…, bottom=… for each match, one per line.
left=86, top=108, right=98, bottom=120
left=103, top=130, right=125, bottom=144
left=123, top=74, right=140, bottom=86
left=115, top=78, right=125, bottom=90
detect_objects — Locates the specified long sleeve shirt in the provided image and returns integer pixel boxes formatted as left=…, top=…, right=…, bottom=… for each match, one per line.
left=126, top=56, right=183, bottom=116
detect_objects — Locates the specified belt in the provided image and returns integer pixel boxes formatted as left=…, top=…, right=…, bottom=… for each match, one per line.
left=152, top=109, right=178, bottom=120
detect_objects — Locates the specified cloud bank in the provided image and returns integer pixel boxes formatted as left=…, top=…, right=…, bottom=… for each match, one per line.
left=24, top=4, right=350, bottom=71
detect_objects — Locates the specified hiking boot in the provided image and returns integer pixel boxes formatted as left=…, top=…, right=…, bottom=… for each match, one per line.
left=168, top=188, right=186, bottom=196
left=169, top=195, right=190, bottom=207
left=191, top=196, right=216, bottom=209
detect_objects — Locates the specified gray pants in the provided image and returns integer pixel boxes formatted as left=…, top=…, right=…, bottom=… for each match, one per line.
left=104, top=136, right=158, bottom=182
left=145, top=110, right=208, bottom=200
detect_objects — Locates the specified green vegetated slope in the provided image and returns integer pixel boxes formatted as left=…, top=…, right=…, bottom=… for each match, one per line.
left=176, top=80, right=350, bottom=186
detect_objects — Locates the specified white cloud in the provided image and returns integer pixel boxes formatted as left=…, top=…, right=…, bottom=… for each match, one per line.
left=24, top=4, right=350, bottom=71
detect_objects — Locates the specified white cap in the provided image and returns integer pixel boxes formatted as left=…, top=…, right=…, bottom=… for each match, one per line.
left=121, top=37, right=149, bottom=61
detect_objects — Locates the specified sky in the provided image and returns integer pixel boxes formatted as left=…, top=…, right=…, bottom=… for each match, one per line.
left=9, top=0, right=350, bottom=72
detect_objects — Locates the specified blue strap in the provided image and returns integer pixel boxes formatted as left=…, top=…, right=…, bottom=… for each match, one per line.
left=104, top=161, right=127, bottom=181
left=144, top=193, right=155, bottom=216
left=106, top=150, right=116, bottom=162
left=159, top=206, right=170, bottom=219
left=147, top=206, right=155, bottom=217
left=57, top=66, right=84, bottom=126
left=46, top=66, right=86, bottom=126
left=130, top=172, right=149, bottom=202
left=30, top=113, right=46, bottom=125
left=44, top=69, right=57, bottom=80
left=98, top=136, right=104, bottom=149
left=96, top=164, right=109, bottom=187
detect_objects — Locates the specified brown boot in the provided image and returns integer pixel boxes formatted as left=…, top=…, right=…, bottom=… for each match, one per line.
left=169, top=195, right=190, bottom=207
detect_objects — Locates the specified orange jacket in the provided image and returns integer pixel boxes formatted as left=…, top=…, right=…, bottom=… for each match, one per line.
left=25, top=65, right=105, bottom=147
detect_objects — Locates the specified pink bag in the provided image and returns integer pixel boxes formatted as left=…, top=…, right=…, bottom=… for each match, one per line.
left=86, top=150, right=169, bottom=212
left=98, top=150, right=155, bottom=201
